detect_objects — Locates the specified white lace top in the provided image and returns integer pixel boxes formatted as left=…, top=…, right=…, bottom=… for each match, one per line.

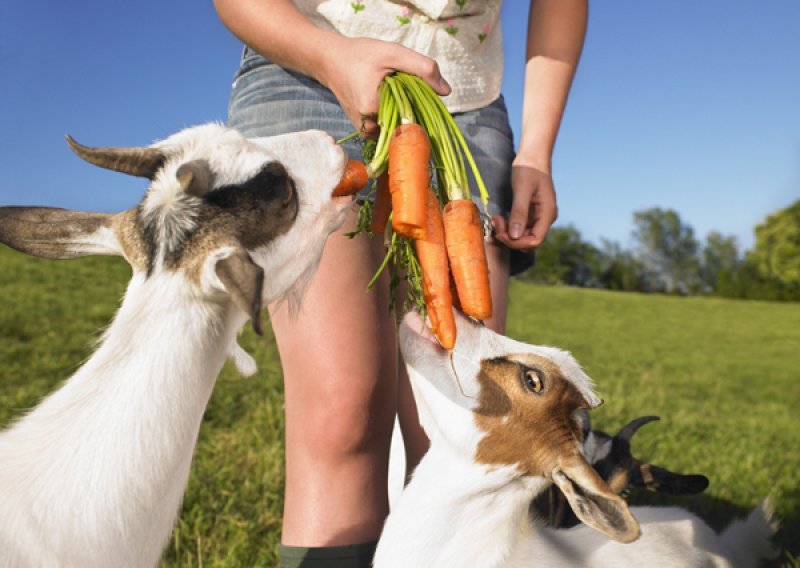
left=294, top=0, right=504, bottom=112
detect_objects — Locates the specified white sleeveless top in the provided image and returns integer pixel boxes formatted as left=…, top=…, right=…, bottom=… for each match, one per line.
left=293, top=0, right=504, bottom=112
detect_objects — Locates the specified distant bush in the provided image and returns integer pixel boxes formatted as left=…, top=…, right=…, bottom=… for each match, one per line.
left=516, top=200, right=800, bottom=302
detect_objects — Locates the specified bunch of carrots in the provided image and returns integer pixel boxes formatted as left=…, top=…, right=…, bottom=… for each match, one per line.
left=335, top=73, right=492, bottom=349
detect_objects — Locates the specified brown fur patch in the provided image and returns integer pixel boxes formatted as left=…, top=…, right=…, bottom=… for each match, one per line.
left=113, top=209, right=149, bottom=271
left=111, top=161, right=299, bottom=282
left=178, top=165, right=298, bottom=283
left=473, top=354, right=590, bottom=477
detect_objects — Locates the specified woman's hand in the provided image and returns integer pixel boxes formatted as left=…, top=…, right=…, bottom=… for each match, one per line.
left=319, top=37, right=451, bottom=137
left=492, top=160, right=558, bottom=252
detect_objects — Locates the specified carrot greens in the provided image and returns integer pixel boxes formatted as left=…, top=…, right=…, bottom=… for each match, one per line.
left=346, top=72, right=493, bottom=344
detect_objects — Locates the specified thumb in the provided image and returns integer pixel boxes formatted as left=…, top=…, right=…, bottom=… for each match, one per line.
left=507, top=186, right=533, bottom=240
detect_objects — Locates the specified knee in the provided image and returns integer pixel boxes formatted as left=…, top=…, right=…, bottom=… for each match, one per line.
left=291, top=376, right=396, bottom=459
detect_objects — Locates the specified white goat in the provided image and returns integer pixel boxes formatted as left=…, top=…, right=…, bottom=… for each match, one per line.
left=0, top=124, right=355, bottom=567
left=375, top=311, right=777, bottom=568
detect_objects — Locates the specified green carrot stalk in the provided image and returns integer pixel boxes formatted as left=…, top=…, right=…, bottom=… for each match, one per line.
left=350, top=71, right=492, bottom=320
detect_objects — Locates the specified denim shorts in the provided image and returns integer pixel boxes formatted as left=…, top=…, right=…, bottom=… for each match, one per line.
left=226, top=47, right=533, bottom=274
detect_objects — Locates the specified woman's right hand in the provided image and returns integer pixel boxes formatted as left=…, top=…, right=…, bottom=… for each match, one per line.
left=215, top=0, right=448, bottom=137
left=318, top=37, right=452, bottom=138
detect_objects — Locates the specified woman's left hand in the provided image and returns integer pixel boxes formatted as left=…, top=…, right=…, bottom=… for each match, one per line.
left=492, top=161, right=558, bottom=251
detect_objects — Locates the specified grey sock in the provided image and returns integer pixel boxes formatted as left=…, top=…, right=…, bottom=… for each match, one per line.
left=278, top=541, right=378, bottom=568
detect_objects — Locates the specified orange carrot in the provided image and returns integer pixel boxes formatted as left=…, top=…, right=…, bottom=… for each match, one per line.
left=388, top=124, right=430, bottom=240
left=369, top=172, right=392, bottom=235
left=443, top=199, right=492, bottom=320
left=332, top=160, right=368, bottom=197
left=416, top=189, right=456, bottom=348
left=449, top=271, right=462, bottom=313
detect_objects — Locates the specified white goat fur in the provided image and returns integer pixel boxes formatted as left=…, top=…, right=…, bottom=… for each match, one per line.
left=375, top=312, right=777, bottom=568
left=0, top=124, right=352, bottom=567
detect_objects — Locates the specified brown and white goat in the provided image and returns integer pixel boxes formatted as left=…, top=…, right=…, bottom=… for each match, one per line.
left=0, top=124, right=354, bottom=567
left=374, top=312, right=777, bottom=568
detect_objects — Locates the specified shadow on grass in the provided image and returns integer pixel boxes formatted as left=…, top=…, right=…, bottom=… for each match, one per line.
left=629, top=490, right=799, bottom=567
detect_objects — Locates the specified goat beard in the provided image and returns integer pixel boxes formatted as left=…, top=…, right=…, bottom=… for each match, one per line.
left=279, top=268, right=315, bottom=318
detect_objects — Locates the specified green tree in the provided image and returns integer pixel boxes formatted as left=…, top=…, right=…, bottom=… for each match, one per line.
left=597, top=239, right=647, bottom=292
left=701, top=231, right=740, bottom=292
left=521, top=225, right=600, bottom=287
left=714, top=258, right=799, bottom=302
left=632, top=208, right=700, bottom=294
left=750, top=199, right=800, bottom=286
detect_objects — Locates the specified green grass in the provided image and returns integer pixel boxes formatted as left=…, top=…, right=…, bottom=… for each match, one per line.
left=1, top=247, right=798, bottom=566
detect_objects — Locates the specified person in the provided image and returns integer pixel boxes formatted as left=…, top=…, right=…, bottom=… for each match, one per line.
left=213, top=0, right=587, bottom=565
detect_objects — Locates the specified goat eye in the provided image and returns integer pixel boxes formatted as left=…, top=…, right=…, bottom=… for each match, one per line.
left=521, top=367, right=545, bottom=394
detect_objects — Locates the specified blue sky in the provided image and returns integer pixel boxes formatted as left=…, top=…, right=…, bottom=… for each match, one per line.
left=1, top=0, right=798, bottom=252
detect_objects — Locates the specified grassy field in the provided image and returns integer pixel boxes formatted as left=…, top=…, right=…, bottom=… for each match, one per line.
left=0, top=246, right=798, bottom=566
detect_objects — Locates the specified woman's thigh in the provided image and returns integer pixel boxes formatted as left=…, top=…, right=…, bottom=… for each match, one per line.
left=269, top=212, right=398, bottom=457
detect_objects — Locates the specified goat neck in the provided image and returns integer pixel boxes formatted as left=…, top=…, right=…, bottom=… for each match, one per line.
left=376, top=440, right=551, bottom=568
left=0, top=271, right=243, bottom=567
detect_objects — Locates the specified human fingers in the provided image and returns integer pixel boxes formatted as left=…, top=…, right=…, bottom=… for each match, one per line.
left=526, top=176, right=558, bottom=247
left=388, top=49, right=452, bottom=96
left=324, top=37, right=452, bottom=137
left=359, top=113, right=380, bottom=139
left=492, top=215, right=539, bottom=251
left=352, top=53, right=449, bottom=137
left=321, top=38, right=391, bottom=136
left=506, top=171, right=536, bottom=241
left=492, top=165, right=559, bottom=250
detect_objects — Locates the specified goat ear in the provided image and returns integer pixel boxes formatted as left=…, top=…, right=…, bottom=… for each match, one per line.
left=552, top=462, right=641, bottom=543
left=0, top=206, right=120, bottom=259
left=633, top=462, right=710, bottom=495
left=177, top=160, right=215, bottom=198
left=215, top=249, right=265, bottom=336
left=529, top=485, right=579, bottom=529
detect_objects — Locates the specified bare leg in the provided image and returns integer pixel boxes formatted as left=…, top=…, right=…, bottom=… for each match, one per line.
left=397, top=238, right=510, bottom=476
left=483, top=238, right=511, bottom=334
left=272, top=209, right=398, bottom=546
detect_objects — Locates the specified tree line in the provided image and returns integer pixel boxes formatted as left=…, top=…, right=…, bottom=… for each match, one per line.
left=519, top=199, right=800, bottom=302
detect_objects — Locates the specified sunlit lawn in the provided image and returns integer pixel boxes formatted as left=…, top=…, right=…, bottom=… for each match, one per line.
left=0, top=247, right=797, bottom=566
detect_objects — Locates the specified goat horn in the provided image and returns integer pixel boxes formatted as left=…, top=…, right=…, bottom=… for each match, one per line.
left=615, top=415, right=660, bottom=443
left=66, top=135, right=166, bottom=179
